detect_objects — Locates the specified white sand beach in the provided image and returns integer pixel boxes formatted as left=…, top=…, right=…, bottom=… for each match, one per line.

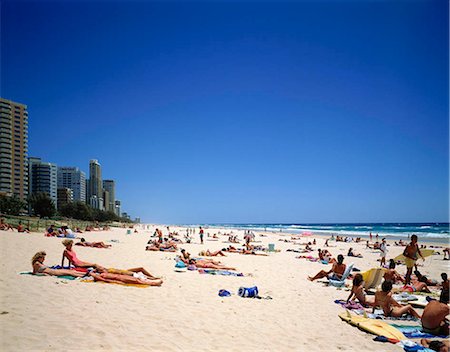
left=0, top=225, right=447, bottom=351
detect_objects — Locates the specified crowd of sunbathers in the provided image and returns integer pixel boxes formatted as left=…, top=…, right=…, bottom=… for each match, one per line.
left=30, top=239, right=163, bottom=286
left=306, top=235, right=449, bottom=344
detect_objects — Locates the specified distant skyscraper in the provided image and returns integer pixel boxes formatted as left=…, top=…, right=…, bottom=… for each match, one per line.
left=103, top=189, right=110, bottom=213
left=102, top=180, right=115, bottom=212
left=88, top=159, right=103, bottom=209
left=114, top=200, right=121, bottom=216
left=0, top=98, right=29, bottom=200
left=57, top=167, right=86, bottom=202
left=28, top=157, right=57, bottom=206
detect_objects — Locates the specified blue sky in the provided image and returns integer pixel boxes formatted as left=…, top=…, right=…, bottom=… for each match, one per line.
left=2, top=0, right=448, bottom=223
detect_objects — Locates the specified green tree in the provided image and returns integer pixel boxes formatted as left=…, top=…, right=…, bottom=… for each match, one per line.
left=0, top=195, right=26, bottom=215
left=28, top=193, right=56, bottom=218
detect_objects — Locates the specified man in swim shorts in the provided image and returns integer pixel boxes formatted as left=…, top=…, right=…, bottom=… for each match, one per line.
left=403, top=235, right=424, bottom=285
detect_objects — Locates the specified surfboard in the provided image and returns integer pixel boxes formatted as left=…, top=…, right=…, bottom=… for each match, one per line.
left=394, top=249, right=435, bottom=263
left=339, top=311, right=406, bottom=340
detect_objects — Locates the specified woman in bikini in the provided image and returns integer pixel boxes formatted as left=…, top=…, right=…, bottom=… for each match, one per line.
left=374, top=280, right=421, bottom=319
left=346, top=273, right=374, bottom=307
left=32, top=251, right=85, bottom=277
left=62, top=239, right=105, bottom=271
left=89, top=272, right=163, bottom=286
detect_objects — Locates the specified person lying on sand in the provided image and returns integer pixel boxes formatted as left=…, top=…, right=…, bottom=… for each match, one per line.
left=199, top=249, right=226, bottom=257
left=105, top=267, right=161, bottom=280
left=383, top=259, right=405, bottom=284
left=89, top=272, right=163, bottom=286
left=75, top=238, right=111, bottom=248
left=347, top=247, right=362, bottom=258
left=146, top=240, right=176, bottom=252
left=415, top=270, right=439, bottom=286
left=32, top=251, right=85, bottom=277
left=62, top=239, right=105, bottom=271
left=346, top=273, right=374, bottom=307
left=308, top=254, right=346, bottom=281
left=189, top=259, right=236, bottom=271
left=374, top=280, right=421, bottom=319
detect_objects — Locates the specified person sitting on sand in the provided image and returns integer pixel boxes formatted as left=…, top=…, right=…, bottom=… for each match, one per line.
left=17, top=222, right=30, bottom=233
left=383, top=260, right=405, bottom=283
left=75, top=238, right=111, bottom=248
left=199, top=249, right=226, bottom=257
left=347, top=247, right=362, bottom=258
left=308, top=254, right=346, bottom=282
left=374, top=280, right=421, bottom=319
left=421, top=294, right=449, bottom=336
left=89, top=272, right=163, bottom=286
left=0, top=218, right=14, bottom=231
left=32, top=251, right=85, bottom=277
left=189, top=259, right=236, bottom=271
left=420, top=339, right=449, bottom=352
left=45, top=224, right=58, bottom=236
left=346, top=273, right=374, bottom=307
left=62, top=239, right=105, bottom=271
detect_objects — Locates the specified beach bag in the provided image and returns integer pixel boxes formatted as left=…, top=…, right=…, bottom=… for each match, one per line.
left=238, top=286, right=258, bottom=298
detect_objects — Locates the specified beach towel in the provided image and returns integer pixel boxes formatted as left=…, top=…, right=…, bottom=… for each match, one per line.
left=198, top=269, right=244, bottom=277
left=334, top=299, right=365, bottom=310
left=389, top=324, right=448, bottom=339
left=19, top=272, right=78, bottom=280
left=80, top=278, right=149, bottom=288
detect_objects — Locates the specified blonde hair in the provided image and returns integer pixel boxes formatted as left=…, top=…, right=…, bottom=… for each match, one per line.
left=62, top=239, right=73, bottom=247
left=31, top=251, right=46, bottom=264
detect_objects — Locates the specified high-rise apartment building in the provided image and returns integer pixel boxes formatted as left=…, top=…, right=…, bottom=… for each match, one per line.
left=57, top=167, right=86, bottom=202
left=102, top=179, right=115, bottom=212
left=114, top=200, right=121, bottom=216
left=0, top=98, right=29, bottom=200
left=88, top=159, right=103, bottom=209
left=28, top=157, right=58, bottom=206
left=57, top=187, right=73, bottom=209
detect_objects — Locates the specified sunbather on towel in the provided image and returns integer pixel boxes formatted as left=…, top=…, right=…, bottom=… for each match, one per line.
left=198, top=249, right=226, bottom=257
left=75, top=238, right=111, bottom=248
left=32, top=251, right=85, bottom=277
left=62, top=239, right=105, bottom=271
left=346, top=273, right=374, bottom=307
left=106, top=267, right=161, bottom=280
left=189, top=259, right=236, bottom=271
left=308, top=254, right=346, bottom=281
left=89, top=272, right=163, bottom=286
left=374, top=280, right=421, bottom=319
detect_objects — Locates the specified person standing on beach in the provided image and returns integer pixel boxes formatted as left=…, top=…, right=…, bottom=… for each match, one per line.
left=403, top=235, right=424, bottom=284
left=199, top=226, right=204, bottom=244
left=379, top=238, right=387, bottom=267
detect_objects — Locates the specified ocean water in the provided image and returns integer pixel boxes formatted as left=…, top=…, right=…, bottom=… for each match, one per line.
left=200, top=223, right=449, bottom=243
